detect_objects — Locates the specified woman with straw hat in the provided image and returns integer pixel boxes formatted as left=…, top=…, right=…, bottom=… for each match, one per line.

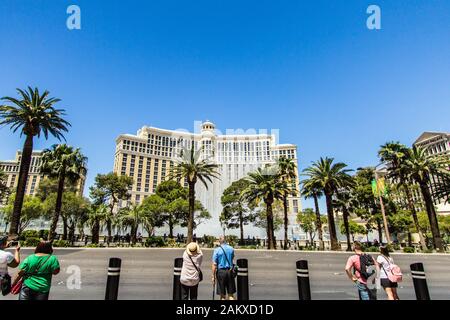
left=180, top=242, right=203, bottom=300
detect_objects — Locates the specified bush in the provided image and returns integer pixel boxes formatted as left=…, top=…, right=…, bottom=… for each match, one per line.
left=422, top=248, right=434, bottom=254
left=53, top=240, right=70, bottom=247
left=226, top=235, right=239, bottom=247
left=202, top=235, right=216, bottom=248
left=86, top=243, right=99, bottom=248
left=365, top=246, right=379, bottom=253
left=19, top=230, right=39, bottom=240
left=403, top=247, right=415, bottom=253
left=38, top=230, right=49, bottom=240
left=144, top=236, right=166, bottom=247
left=166, top=238, right=177, bottom=248
left=23, top=237, right=41, bottom=247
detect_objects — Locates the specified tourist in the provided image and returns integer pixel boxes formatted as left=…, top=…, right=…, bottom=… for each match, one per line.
left=0, top=236, right=20, bottom=296
left=180, top=242, right=203, bottom=300
left=345, top=241, right=377, bottom=300
left=212, top=236, right=236, bottom=300
left=377, top=246, right=401, bottom=300
left=13, top=240, right=60, bottom=300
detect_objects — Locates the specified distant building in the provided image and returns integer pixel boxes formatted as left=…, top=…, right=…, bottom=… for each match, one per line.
left=113, top=120, right=302, bottom=237
left=0, top=150, right=86, bottom=199
left=414, top=131, right=450, bottom=215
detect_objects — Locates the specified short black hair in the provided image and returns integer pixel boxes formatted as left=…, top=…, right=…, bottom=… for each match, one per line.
left=35, top=241, right=54, bottom=254
left=0, top=235, right=8, bottom=247
left=380, top=246, right=390, bottom=257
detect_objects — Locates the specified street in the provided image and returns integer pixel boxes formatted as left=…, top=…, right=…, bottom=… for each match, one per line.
left=2, top=248, right=449, bottom=300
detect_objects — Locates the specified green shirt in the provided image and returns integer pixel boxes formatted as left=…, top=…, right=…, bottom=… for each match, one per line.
left=19, top=254, right=60, bottom=293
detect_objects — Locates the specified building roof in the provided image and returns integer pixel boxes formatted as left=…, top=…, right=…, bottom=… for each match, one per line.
left=414, top=131, right=449, bottom=145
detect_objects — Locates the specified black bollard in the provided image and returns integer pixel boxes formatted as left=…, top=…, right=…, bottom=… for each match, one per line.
left=410, top=263, right=430, bottom=300
left=105, top=257, right=121, bottom=300
left=173, top=258, right=183, bottom=300
left=237, top=259, right=249, bottom=300
left=296, top=260, right=311, bottom=300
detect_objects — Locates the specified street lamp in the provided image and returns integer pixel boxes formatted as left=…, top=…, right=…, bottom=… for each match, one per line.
left=373, top=164, right=392, bottom=245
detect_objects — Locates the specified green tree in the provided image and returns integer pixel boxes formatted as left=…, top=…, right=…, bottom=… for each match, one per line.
left=0, top=170, right=10, bottom=203
left=378, top=142, right=427, bottom=249
left=2, top=194, right=43, bottom=234
left=302, top=157, right=353, bottom=251
left=36, top=177, right=77, bottom=201
left=41, top=144, right=87, bottom=241
left=388, top=209, right=413, bottom=246
left=0, top=87, right=70, bottom=238
left=242, top=166, right=288, bottom=249
left=220, top=178, right=253, bottom=243
left=88, top=204, right=108, bottom=244
left=155, top=180, right=187, bottom=237
left=297, top=208, right=317, bottom=243
left=301, top=179, right=325, bottom=250
left=140, top=194, right=166, bottom=237
left=277, top=156, right=298, bottom=250
left=43, top=192, right=89, bottom=242
left=169, top=145, right=219, bottom=243
left=89, top=172, right=133, bottom=245
left=340, top=220, right=366, bottom=242
left=404, top=146, right=450, bottom=251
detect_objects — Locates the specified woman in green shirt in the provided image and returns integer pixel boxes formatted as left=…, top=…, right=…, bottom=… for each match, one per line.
left=13, top=241, right=60, bottom=300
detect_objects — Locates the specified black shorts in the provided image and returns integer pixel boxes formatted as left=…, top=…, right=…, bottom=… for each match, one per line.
left=380, top=278, right=398, bottom=288
left=216, top=269, right=236, bottom=296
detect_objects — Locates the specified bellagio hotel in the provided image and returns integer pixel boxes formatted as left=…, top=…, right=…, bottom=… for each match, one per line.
left=113, top=121, right=301, bottom=236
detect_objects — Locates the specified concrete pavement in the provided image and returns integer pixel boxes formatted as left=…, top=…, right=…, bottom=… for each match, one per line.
left=2, top=248, right=449, bottom=300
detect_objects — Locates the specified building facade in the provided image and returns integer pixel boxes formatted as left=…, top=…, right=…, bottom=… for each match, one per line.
left=414, top=131, right=450, bottom=215
left=0, top=150, right=86, bottom=199
left=113, top=121, right=302, bottom=237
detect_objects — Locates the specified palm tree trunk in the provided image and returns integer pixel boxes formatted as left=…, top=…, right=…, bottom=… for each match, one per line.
left=48, top=171, right=65, bottom=241
left=266, top=202, right=275, bottom=250
left=342, top=207, right=352, bottom=251
left=62, top=217, right=68, bottom=240
left=187, top=182, right=195, bottom=243
left=239, top=210, right=244, bottom=243
left=419, top=182, right=444, bottom=251
left=92, top=219, right=100, bottom=244
left=325, top=192, right=339, bottom=251
left=404, top=184, right=427, bottom=250
left=9, top=134, right=33, bottom=238
left=377, top=218, right=383, bottom=244
left=131, top=224, right=137, bottom=245
left=313, top=194, right=324, bottom=250
left=69, top=223, right=75, bottom=245
left=283, top=194, right=289, bottom=250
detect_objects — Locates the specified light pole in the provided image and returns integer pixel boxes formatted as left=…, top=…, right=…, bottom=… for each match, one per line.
left=374, top=164, right=391, bottom=245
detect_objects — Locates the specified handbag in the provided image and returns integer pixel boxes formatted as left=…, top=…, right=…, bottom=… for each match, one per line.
left=187, top=254, right=203, bottom=282
left=381, top=256, right=403, bottom=283
left=219, top=246, right=238, bottom=278
left=11, top=254, right=53, bottom=295
left=0, top=273, right=12, bottom=296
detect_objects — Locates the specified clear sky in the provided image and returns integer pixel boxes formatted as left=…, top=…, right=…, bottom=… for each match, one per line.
left=0, top=0, right=449, bottom=212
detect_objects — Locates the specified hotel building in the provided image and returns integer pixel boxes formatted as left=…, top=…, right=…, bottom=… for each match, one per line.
left=0, top=150, right=86, bottom=200
left=113, top=121, right=302, bottom=237
left=414, top=131, right=450, bottom=215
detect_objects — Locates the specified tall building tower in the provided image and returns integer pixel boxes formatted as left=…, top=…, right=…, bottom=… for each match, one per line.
left=114, top=121, right=302, bottom=237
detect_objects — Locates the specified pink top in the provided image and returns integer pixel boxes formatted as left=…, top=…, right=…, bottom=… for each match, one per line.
left=345, top=254, right=367, bottom=284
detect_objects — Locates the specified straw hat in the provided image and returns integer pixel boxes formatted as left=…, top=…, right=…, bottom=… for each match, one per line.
left=186, top=242, right=201, bottom=256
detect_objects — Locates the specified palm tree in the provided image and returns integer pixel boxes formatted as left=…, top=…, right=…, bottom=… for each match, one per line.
left=41, top=144, right=87, bottom=241
left=301, top=179, right=325, bottom=250
left=277, top=156, right=298, bottom=250
left=118, top=205, right=143, bottom=245
left=169, top=144, right=219, bottom=243
left=333, top=185, right=356, bottom=251
left=302, top=157, right=353, bottom=251
left=242, top=166, right=289, bottom=249
left=0, top=87, right=70, bottom=238
left=88, top=204, right=107, bottom=244
left=378, top=142, right=427, bottom=249
left=403, top=146, right=450, bottom=251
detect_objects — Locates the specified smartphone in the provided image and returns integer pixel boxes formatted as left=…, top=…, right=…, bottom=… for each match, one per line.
left=10, top=241, right=19, bottom=246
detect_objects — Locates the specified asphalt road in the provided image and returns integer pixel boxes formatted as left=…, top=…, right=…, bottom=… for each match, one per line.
left=2, top=248, right=449, bottom=300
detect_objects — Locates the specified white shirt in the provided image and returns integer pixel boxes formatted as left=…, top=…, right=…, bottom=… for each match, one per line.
left=0, top=249, right=14, bottom=275
left=180, top=251, right=203, bottom=287
left=377, top=255, right=394, bottom=279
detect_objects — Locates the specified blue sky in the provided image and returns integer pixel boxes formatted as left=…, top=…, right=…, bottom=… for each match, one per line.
left=0, top=0, right=449, bottom=211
